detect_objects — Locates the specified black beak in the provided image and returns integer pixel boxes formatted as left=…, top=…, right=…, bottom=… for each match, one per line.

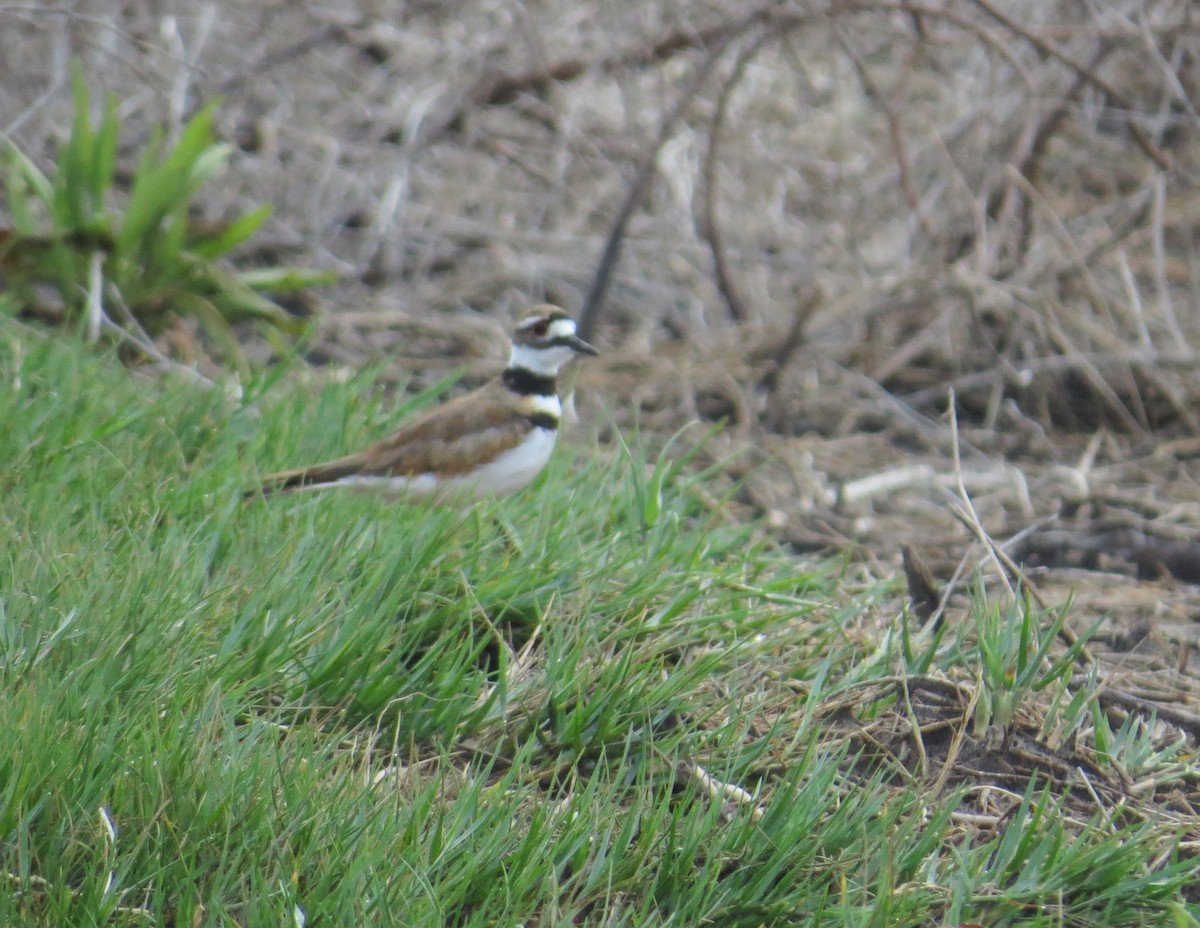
left=558, top=333, right=599, bottom=356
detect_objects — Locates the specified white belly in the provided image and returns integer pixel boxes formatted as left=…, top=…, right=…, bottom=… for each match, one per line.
left=334, top=427, right=558, bottom=502
left=430, top=426, right=558, bottom=499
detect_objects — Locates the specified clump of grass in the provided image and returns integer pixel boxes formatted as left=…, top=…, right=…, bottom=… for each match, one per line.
left=0, top=67, right=331, bottom=364
left=970, top=589, right=1092, bottom=740
left=0, top=331, right=1195, bottom=926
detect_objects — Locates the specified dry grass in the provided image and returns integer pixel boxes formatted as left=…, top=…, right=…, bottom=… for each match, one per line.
left=5, top=3, right=1194, bottom=405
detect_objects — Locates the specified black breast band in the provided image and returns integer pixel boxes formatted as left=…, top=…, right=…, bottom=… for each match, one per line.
left=503, top=368, right=557, bottom=397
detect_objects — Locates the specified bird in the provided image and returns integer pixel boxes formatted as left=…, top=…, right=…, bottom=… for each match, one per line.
left=245, top=305, right=598, bottom=503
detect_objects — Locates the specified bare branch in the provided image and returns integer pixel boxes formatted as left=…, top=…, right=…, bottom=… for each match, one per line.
left=577, top=34, right=739, bottom=341
left=699, top=30, right=771, bottom=325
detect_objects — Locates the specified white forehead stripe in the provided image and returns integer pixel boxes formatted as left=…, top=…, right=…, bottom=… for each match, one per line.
left=548, top=318, right=576, bottom=338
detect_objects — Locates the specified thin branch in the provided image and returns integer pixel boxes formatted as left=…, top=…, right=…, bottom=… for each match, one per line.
left=1075, top=680, right=1200, bottom=742
left=577, top=34, right=738, bottom=341
left=836, top=29, right=934, bottom=240
left=699, top=30, right=771, bottom=325
left=103, top=285, right=223, bottom=391
left=212, top=22, right=350, bottom=101
left=760, top=287, right=823, bottom=399
left=467, top=8, right=772, bottom=110
left=965, top=0, right=1171, bottom=169
left=904, top=350, right=1200, bottom=408
left=947, top=390, right=1095, bottom=664
left=947, top=390, right=1015, bottom=601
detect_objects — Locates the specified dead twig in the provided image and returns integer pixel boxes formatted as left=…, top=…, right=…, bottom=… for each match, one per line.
left=1077, top=681, right=1200, bottom=742
left=468, top=7, right=773, bottom=110
left=699, top=30, right=771, bottom=325
left=680, top=759, right=766, bottom=823
left=902, top=544, right=942, bottom=624
left=759, top=288, right=824, bottom=405
left=836, top=28, right=934, bottom=241
left=965, top=0, right=1171, bottom=169
left=946, top=391, right=1095, bottom=665
left=415, top=6, right=781, bottom=149
left=212, top=22, right=350, bottom=101
left=904, top=349, right=1200, bottom=410
left=577, top=34, right=737, bottom=341
left=978, top=42, right=1117, bottom=274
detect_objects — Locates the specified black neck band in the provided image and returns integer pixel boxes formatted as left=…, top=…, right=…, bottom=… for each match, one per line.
left=527, top=412, right=559, bottom=431
left=502, top=368, right=557, bottom=397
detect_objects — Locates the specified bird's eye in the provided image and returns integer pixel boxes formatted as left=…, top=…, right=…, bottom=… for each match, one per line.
left=531, top=319, right=550, bottom=336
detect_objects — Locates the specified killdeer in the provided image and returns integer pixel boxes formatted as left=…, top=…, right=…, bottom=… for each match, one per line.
left=246, top=305, right=598, bottom=502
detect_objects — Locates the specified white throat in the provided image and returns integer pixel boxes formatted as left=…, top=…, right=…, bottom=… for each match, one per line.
left=509, top=342, right=574, bottom=376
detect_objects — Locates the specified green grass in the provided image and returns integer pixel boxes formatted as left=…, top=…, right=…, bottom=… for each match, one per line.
left=0, top=324, right=1195, bottom=927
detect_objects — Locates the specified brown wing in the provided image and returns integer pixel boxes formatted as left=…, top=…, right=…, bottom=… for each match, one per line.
left=355, top=385, right=535, bottom=477
left=248, top=382, right=534, bottom=496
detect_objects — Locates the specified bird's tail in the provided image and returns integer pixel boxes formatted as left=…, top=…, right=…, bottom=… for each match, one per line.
left=243, top=456, right=362, bottom=500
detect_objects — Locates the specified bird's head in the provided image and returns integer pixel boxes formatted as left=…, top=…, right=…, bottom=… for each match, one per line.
left=509, top=305, right=598, bottom=374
